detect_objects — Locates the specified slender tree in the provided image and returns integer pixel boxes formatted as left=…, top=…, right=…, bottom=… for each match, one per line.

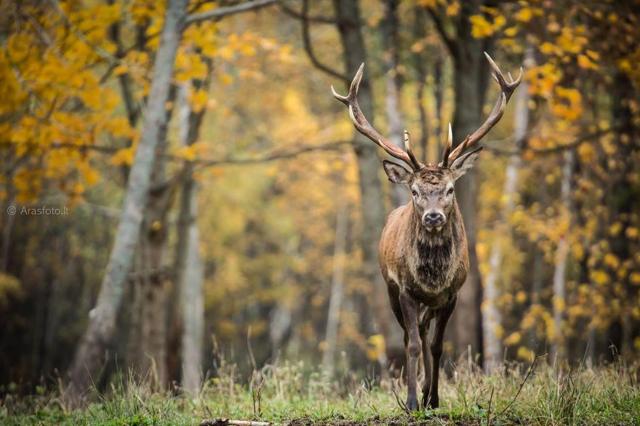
left=66, top=0, right=189, bottom=404
left=332, top=0, right=398, bottom=356
left=381, top=0, right=408, bottom=206
left=482, top=48, right=532, bottom=371
left=551, top=150, right=574, bottom=364
left=175, top=75, right=209, bottom=393
left=322, top=188, right=349, bottom=374
left=427, top=0, right=493, bottom=361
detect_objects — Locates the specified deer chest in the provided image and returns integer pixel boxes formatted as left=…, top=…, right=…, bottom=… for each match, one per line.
left=406, top=240, right=459, bottom=305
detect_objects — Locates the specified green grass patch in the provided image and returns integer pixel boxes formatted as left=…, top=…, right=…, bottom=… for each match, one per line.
left=2, top=361, right=639, bottom=425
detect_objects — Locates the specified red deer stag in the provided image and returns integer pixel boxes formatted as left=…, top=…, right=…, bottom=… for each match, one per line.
left=332, top=53, right=521, bottom=410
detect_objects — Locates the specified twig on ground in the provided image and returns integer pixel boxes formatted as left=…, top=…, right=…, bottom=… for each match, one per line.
left=496, top=356, right=539, bottom=418
left=200, top=420, right=270, bottom=426
left=390, top=376, right=410, bottom=415
left=247, top=327, right=263, bottom=417
left=486, top=386, right=495, bottom=426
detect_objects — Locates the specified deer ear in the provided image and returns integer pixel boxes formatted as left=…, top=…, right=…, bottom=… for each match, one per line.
left=450, top=147, right=482, bottom=180
left=383, top=160, right=412, bottom=184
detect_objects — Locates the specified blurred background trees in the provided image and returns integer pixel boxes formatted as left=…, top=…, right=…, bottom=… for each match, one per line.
left=0, top=0, right=638, bottom=398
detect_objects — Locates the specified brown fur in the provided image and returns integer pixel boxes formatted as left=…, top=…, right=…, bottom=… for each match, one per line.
left=332, top=54, right=520, bottom=412
left=380, top=199, right=468, bottom=307
left=378, top=165, right=471, bottom=410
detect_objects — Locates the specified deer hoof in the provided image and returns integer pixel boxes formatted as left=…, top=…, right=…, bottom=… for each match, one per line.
left=426, top=395, right=439, bottom=409
left=406, top=396, right=419, bottom=411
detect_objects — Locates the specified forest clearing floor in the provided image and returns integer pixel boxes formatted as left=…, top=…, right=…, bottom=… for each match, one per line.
left=1, top=361, right=639, bottom=425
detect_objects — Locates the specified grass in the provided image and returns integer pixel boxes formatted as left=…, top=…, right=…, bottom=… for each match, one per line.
left=1, top=360, right=639, bottom=425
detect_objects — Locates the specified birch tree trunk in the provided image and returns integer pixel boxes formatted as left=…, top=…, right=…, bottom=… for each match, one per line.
left=175, top=80, right=207, bottom=394
left=322, top=195, right=348, bottom=374
left=551, top=150, right=574, bottom=365
left=433, top=57, right=444, bottom=161
left=66, top=0, right=188, bottom=404
left=482, top=50, right=531, bottom=372
left=381, top=0, right=407, bottom=206
left=528, top=249, right=544, bottom=352
left=411, top=6, right=430, bottom=163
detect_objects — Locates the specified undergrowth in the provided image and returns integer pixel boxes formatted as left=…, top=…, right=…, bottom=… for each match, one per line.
left=1, top=360, right=638, bottom=425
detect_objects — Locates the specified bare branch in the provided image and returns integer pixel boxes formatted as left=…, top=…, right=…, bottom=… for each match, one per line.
left=49, top=0, right=120, bottom=65
left=4, top=140, right=356, bottom=167
left=496, top=356, right=539, bottom=418
left=193, top=140, right=355, bottom=168
left=28, top=127, right=615, bottom=162
left=301, top=0, right=348, bottom=82
left=108, top=14, right=141, bottom=126
left=485, top=127, right=616, bottom=156
left=279, top=1, right=337, bottom=24
left=426, top=6, right=457, bottom=58
left=185, top=0, right=277, bottom=26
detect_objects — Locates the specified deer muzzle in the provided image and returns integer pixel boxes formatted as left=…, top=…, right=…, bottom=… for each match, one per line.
left=422, top=210, right=446, bottom=231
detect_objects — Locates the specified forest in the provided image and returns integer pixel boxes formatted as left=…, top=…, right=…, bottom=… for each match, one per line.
left=0, top=0, right=639, bottom=424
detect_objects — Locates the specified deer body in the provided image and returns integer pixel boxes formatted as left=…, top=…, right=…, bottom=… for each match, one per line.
left=380, top=196, right=468, bottom=308
left=332, top=53, right=521, bottom=411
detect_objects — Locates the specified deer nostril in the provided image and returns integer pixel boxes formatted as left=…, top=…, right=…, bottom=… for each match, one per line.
left=424, top=212, right=445, bottom=225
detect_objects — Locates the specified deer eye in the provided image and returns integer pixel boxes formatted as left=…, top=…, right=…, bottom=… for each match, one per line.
left=447, top=187, right=454, bottom=195
left=411, top=189, right=418, bottom=198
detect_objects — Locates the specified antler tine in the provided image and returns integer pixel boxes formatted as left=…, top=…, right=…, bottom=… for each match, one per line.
left=403, top=130, right=421, bottom=170
left=332, top=63, right=423, bottom=171
left=484, top=51, right=523, bottom=97
left=447, top=52, right=522, bottom=164
left=331, top=63, right=364, bottom=105
left=441, top=122, right=453, bottom=167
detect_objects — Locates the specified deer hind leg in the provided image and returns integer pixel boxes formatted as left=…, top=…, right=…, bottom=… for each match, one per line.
left=420, top=309, right=434, bottom=409
left=399, top=290, right=421, bottom=411
left=427, top=295, right=456, bottom=409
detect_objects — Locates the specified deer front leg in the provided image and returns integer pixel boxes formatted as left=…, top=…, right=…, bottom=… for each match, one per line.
left=420, top=310, right=434, bottom=409
left=427, top=295, right=456, bottom=408
left=399, top=290, right=421, bottom=411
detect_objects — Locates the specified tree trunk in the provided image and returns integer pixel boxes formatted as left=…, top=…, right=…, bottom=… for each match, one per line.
left=411, top=6, right=430, bottom=163
left=606, top=71, right=637, bottom=359
left=66, top=0, right=188, bottom=404
left=528, top=248, right=544, bottom=352
left=432, top=57, right=444, bottom=162
left=482, top=49, right=531, bottom=372
left=381, top=0, right=407, bottom=206
left=551, top=150, right=574, bottom=365
left=333, top=0, right=399, bottom=357
left=174, top=77, right=209, bottom=394
left=448, top=2, right=491, bottom=361
left=175, top=166, right=204, bottom=394
left=128, top=80, right=177, bottom=389
left=136, top=216, right=171, bottom=388
left=322, top=194, right=348, bottom=374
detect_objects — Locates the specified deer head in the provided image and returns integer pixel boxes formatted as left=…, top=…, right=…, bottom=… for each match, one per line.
left=332, top=52, right=522, bottom=233
left=381, top=128, right=482, bottom=232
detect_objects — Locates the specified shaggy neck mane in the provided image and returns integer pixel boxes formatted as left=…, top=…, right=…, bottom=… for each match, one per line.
left=407, top=201, right=461, bottom=286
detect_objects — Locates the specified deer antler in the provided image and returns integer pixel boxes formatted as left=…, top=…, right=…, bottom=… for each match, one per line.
left=332, top=63, right=423, bottom=171
left=446, top=52, right=523, bottom=165
left=441, top=123, right=453, bottom=168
